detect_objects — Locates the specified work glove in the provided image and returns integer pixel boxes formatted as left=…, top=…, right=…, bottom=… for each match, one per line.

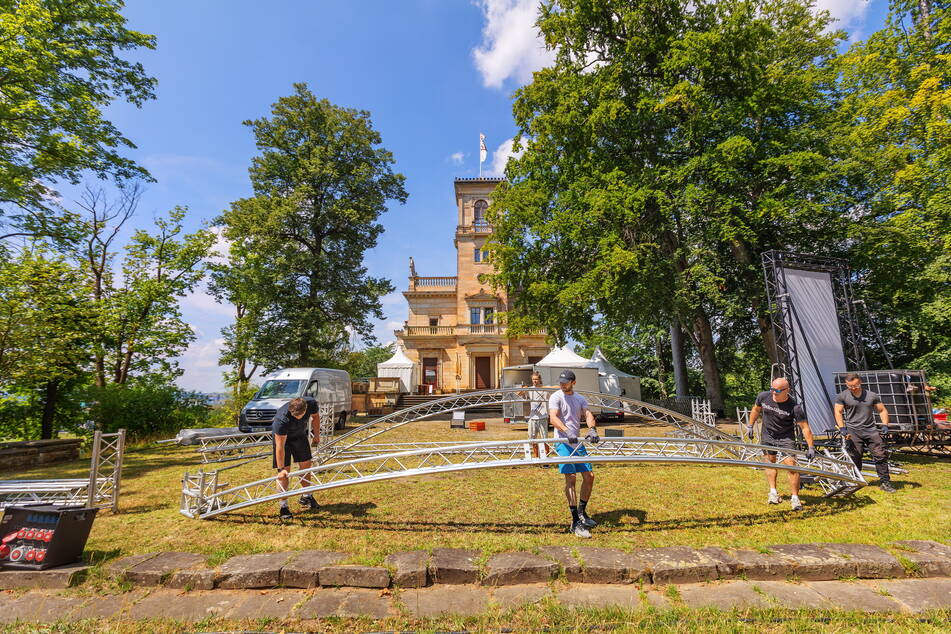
left=879, top=425, right=889, bottom=436
left=585, top=429, right=600, bottom=444
left=567, top=435, right=579, bottom=445
left=745, top=424, right=754, bottom=438
left=805, top=447, right=816, bottom=460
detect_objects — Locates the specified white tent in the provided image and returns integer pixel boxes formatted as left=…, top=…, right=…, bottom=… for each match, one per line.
left=589, top=347, right=641, bottom=400
left=376, top=344, right=416, bottom=393
left=537, top=346, right=599, bottom=368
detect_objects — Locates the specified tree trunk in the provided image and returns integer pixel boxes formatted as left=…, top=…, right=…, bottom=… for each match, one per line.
left=670, top=321, right=690, bottom=397
left=692, top=312, right=725, bottom=413
left=653, top=334, right=669, bottom=399
left=94, top=354, right=106, bottom=388
left=919, top=0, right=933, bottom=40
left=40, top=380, right=59, bottom=440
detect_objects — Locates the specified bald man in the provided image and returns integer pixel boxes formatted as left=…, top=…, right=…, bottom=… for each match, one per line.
left=748, top=378, right=815, bottom=511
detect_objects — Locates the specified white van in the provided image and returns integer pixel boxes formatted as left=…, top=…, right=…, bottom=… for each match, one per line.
left=240, top=368, right=352, bottom=434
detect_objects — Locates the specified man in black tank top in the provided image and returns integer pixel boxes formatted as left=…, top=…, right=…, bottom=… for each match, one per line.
left=748, top=377, right=815, bottom=511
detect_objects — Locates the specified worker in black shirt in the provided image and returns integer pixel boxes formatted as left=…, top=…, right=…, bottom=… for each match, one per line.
left=272, top=396, right=321, bottom=519
left=747, top=377, right=815, bottom=511
left=834, top=373, right=895, bottom=493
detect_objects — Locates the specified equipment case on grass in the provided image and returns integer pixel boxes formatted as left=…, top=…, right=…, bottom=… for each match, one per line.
left=0, top=504, right=97, bottom=570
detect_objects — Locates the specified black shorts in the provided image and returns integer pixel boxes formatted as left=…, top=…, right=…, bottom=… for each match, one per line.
left=761, top=435, right=796, bottom=458
left=272, top=435, right=312, bottom=469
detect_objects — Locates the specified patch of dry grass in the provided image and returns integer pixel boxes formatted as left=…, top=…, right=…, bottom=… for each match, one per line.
left=10, top=417, right=950, bottom=566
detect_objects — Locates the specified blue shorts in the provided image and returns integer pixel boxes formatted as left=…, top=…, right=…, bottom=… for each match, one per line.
left=555, top=441, right=592, bottom=474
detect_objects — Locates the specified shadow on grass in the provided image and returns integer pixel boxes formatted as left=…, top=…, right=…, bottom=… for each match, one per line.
left=216, top=495, right=874, bottom=534
left=84, top=548, right=122, bottom=564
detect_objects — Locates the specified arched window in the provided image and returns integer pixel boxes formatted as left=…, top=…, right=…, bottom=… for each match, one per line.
left=473, top=200, right=488, bottom=226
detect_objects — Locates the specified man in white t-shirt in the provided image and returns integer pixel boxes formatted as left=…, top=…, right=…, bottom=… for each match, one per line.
left=549, top=369, right=600, bottom=538
left=523, top=371, right=550, bottom=458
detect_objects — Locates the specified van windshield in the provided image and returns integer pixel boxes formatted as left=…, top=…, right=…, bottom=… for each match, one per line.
left=255, top=380, right=305, bottom=400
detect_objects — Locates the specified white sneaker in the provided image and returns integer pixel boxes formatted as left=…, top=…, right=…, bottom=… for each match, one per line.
left=790, top=496, right=803, bottom=511
left=571, top=520, right=592, bottom=538
left=767, top=490, right=781, bottom=504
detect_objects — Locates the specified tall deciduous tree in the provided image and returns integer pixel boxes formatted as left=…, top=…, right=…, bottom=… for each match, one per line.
left=0, top=0, right=156, bottom=241
left=0, top=250, right=94, bottom=438
left=487, top=0, right=848, bottom=411
left=76, top=186, right=214, bottom=386
left=838, top=0, right=951, bottom=392
left=217, top=83, right=406, bottom=370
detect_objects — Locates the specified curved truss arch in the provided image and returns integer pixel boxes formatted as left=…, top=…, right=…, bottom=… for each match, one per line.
left=320, top=388, right=736, bottom=459
left=180, top=437, right=864, bottom=519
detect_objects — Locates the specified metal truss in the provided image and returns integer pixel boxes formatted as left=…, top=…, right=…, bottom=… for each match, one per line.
left=691, top=400, right=717, bottom=428
left=180, top=436, right=865, bottom=519
left=319, top=388, right=737, bottom=460
left=887, top=429, right=951, bottom=457
left=191, top=389, right=734, bottom=465
left=762, top=251, right=867, bottom=418
left=194, top=404, right=337, bottom=464
left=0, top=430, right=126, bottom=511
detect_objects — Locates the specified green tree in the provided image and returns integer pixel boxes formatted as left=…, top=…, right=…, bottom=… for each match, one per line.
left=218, top=83, right=407, bottom=370
left=0, top=0, right=156, bottom=240
left=76, top=187, right=214, bottom=386
left=838, top=0, right=951, bottom=395
left=343, top=343, right=395, bottom=379
left=0, top=250, right=94, bottom=438
left=487, top=0, right=848, bottom=411
left=208, top=234, right=270, bottom=393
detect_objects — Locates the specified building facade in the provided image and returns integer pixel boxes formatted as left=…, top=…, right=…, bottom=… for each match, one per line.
left=394, top=178, right=550, bottom=392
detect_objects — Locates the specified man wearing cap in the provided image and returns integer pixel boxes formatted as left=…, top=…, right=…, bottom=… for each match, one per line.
left=548, top=369, right=599, bottom=538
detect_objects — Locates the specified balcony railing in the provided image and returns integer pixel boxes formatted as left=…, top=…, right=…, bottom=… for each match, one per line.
left=457, top=222, right=493, bottom=234
left=459, top=323, right=502, bottom=335
left=398, top=324, right=548, bottom=338
left=408, top=276, right=457, bottom=291
left=402, top=325, right=457, bottom=336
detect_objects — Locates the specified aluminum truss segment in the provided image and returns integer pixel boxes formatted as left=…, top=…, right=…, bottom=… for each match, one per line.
left=320, top=388, right=736, bottom=460
left=180, top=437, right=864, bottom=519
left=0, top=430, right=126, bottom=511
left=195, top=404, right=337, bottom=464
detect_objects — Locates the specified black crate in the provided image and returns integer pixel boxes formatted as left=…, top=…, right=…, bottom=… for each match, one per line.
left=833, top=370, right=933, bottom=432
left=0, top=505, right=98, bottom=570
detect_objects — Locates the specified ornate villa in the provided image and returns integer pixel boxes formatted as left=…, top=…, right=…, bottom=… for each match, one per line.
left=394, top=178, right=550, bottom=392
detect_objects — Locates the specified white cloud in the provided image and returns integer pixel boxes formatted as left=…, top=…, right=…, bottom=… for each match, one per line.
left=181, top=283, right=234, bottom=317
left=486, top=138, right=522, bottom=177
left=206, top=225, right=231, bottom=266
left=175, top=336, right=227, bottom=393
left=471, top=1, right=871, bottom=89
left=816, top=0, right=870, bottom=28
left=472, top=0, right=556, bottom=88
left=449, top=151, right=465, bottom=165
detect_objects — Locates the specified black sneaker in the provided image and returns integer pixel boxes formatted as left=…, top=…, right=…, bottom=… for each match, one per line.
left=279, top=505, right=293, bottom=520
left=578, top=511, right=597, bottom=529
left=879, top=482, right=897, bottom=493
left=300, top=495, right=319, bottom=510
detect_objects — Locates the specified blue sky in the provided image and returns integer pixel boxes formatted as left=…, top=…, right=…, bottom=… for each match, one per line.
left=79, top=0, right=888, bottom=392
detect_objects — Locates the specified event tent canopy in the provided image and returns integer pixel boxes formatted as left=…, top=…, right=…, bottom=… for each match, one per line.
left=376, top=344, right=416, bottom=393
left=536, top=346, right=599, bottom=368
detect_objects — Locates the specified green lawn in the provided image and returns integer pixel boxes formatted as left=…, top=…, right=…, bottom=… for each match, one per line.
left=11, top=418, right=951, bottom=567
left=4, top=605, right=950, bottom=633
